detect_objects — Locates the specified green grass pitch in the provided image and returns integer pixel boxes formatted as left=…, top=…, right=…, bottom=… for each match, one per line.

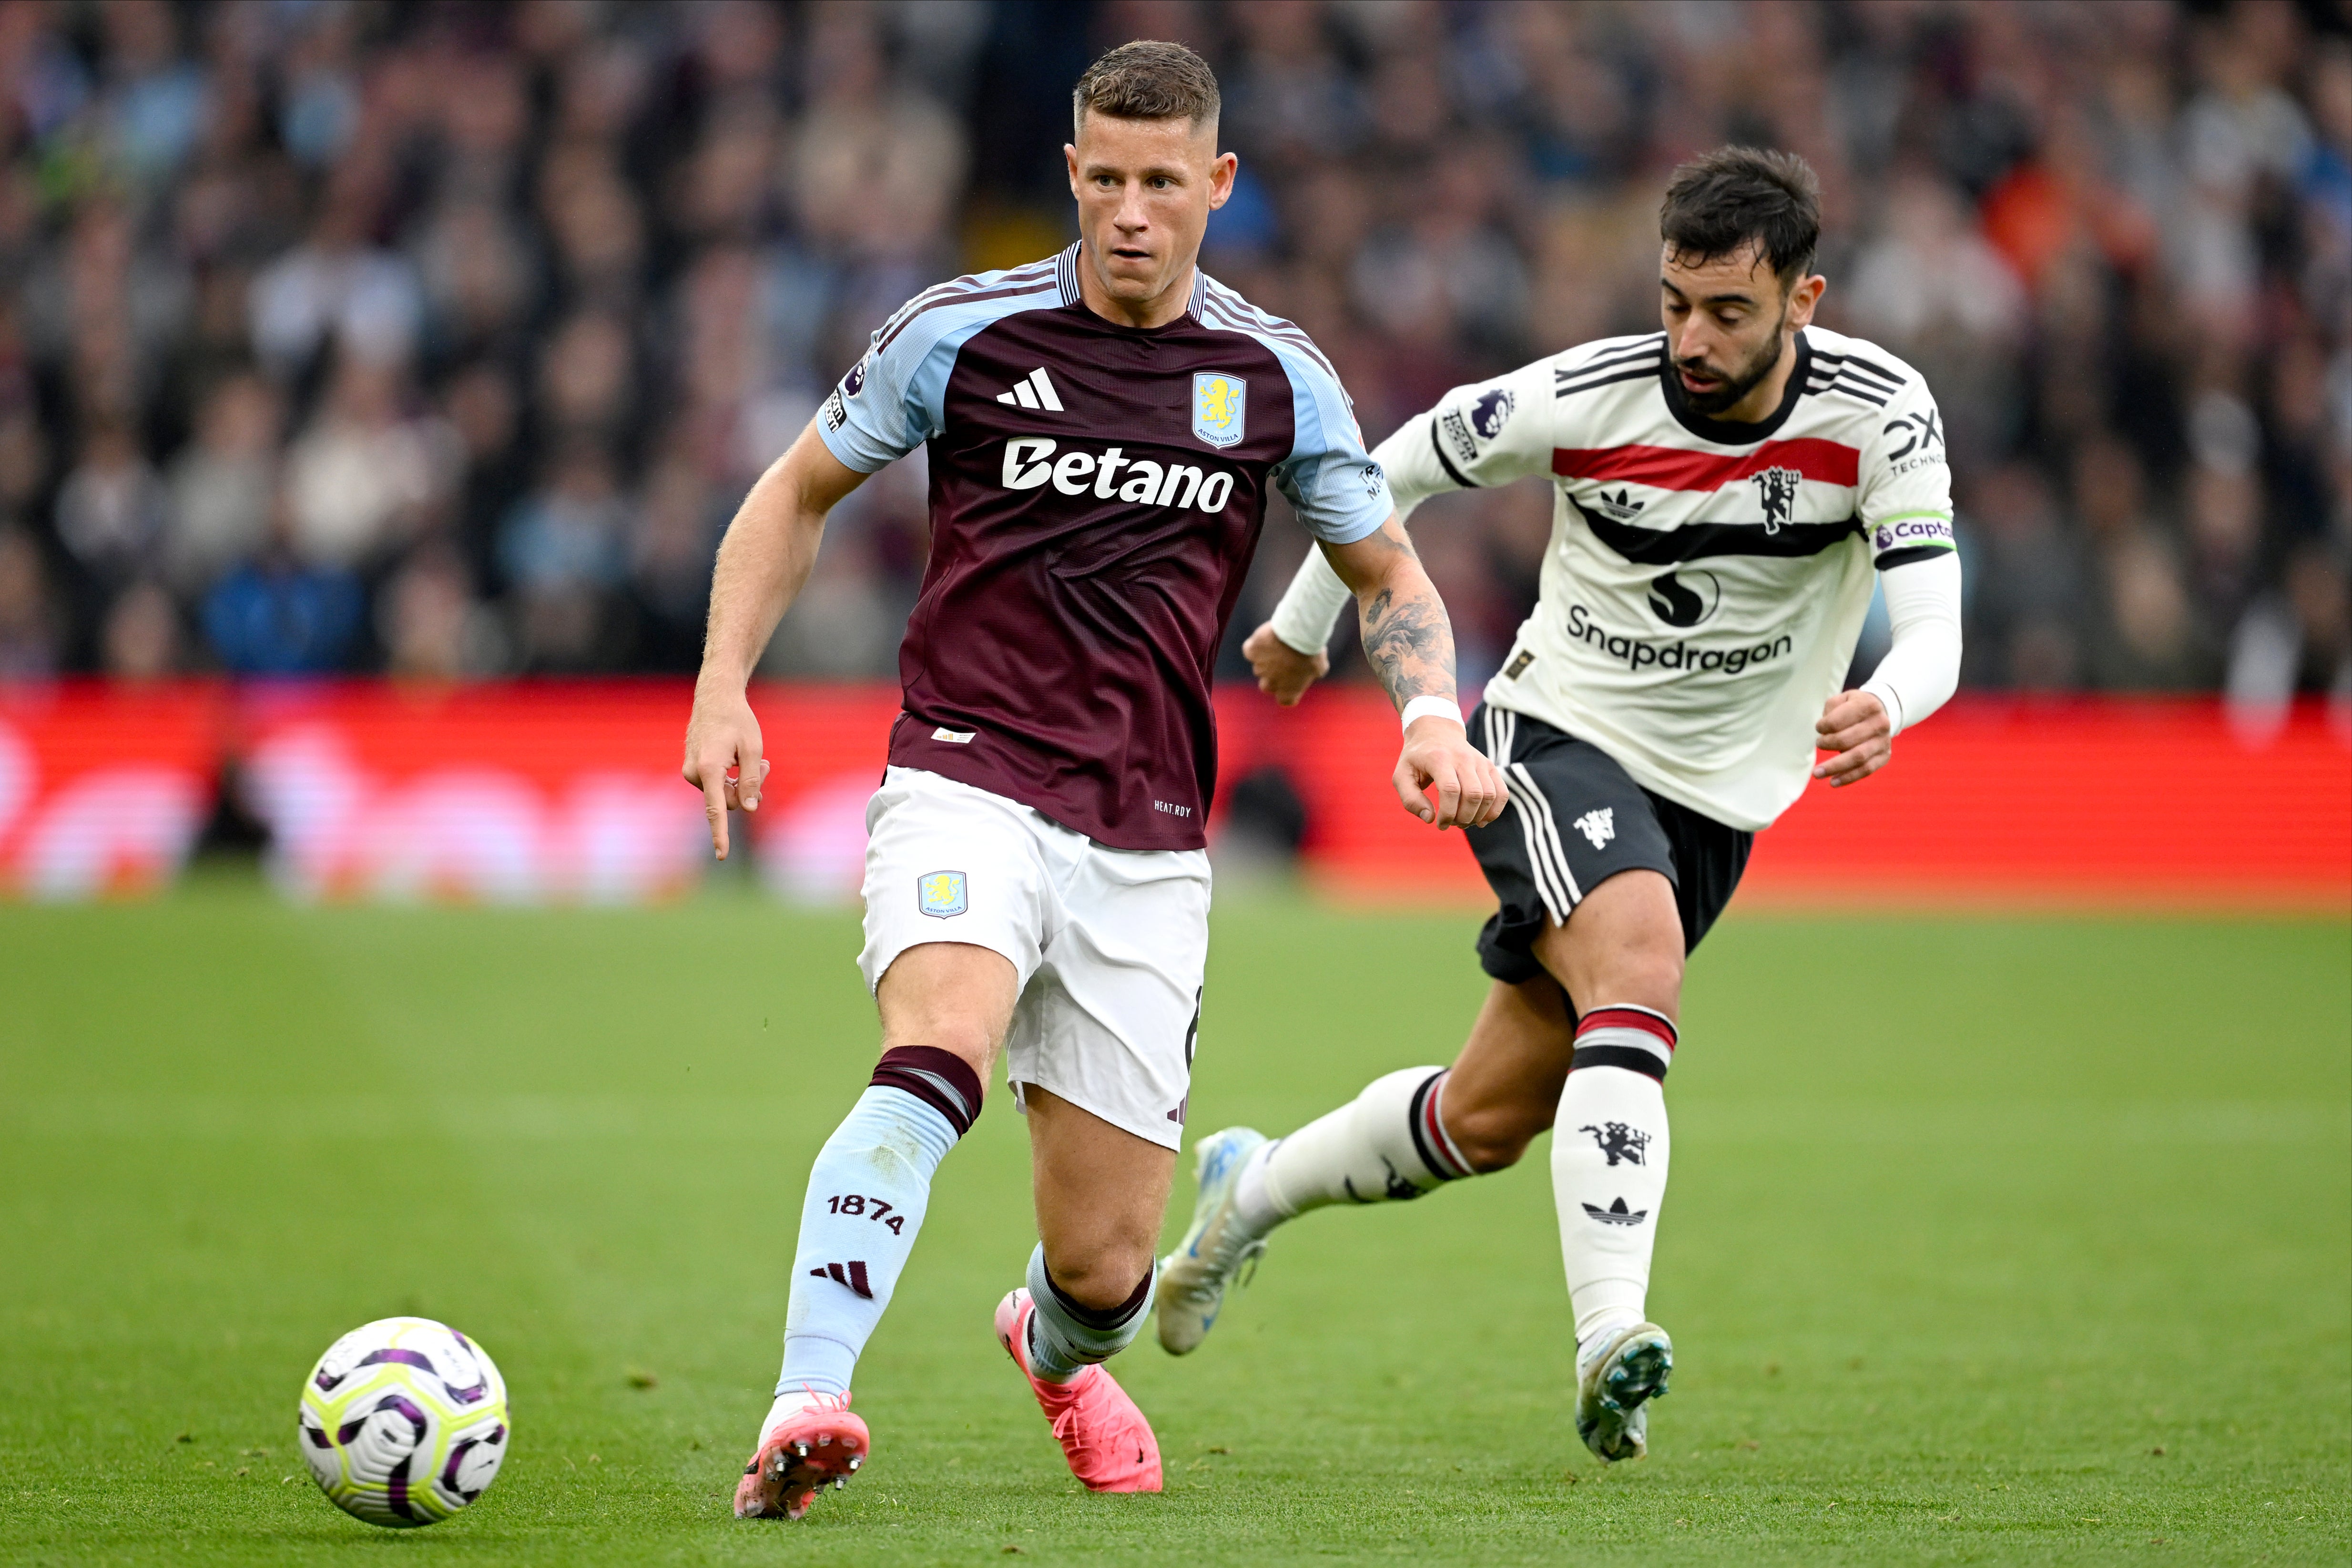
left=1, top=881, right=2345, bottom=1565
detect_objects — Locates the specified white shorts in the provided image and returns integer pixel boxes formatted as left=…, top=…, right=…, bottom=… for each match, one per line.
left=856, top=767, right=1211, bottom=1151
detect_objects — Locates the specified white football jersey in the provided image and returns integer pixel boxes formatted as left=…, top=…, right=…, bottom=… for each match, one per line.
left=1378, top=326, right=1956, bottom=831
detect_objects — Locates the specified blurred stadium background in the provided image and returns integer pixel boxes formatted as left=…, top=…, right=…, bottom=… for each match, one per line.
left=0, top=0, right=2344, bottom=904
left=2, top=8, right=2346, bottom=1561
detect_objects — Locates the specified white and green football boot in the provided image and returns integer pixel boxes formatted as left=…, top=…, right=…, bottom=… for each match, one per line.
left=1575, top=1322, right=1672, bottom=1463
left=1155, top=1127, right=1270, bottom=1355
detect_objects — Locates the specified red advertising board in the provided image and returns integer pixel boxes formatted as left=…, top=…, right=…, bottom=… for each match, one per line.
left=237, top=682, right=707, bottom=902
left=0, top=680, right=2342, bottom=909
left=0, top=683, right=222, bottom=898
left=1219, top=687, right=2351, bottom=910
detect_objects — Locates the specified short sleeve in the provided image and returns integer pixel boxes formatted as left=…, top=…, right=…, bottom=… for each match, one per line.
left=1418, top=360, right=1558, bottom=490
left=1860, top=373, right=1956, bottom=570
left=1266, top=346, right=1393, bottom=545
left=815, top=312, right=959, bottom=474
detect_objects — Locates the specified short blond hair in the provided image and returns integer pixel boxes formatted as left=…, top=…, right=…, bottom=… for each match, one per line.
left=1072, top=41, right=1220, bottom=137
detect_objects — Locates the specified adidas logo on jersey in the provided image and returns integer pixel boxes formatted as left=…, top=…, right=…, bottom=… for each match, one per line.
left=996, top=367, right=1065, bottom=411
left=1583, top=1197, right=1648, bottom=1226
left=1592, top=487, right=1646, bottom=522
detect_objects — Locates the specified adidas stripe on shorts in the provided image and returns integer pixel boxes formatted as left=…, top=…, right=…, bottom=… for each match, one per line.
left=1463, top=703, right=1752, bottom=986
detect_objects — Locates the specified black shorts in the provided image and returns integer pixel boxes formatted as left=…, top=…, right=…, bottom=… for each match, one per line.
left=1464, top=703, right=1752, bottom=987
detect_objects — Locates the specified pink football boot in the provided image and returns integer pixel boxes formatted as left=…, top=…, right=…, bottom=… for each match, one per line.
left=733, top=1391, right=869, bottom=1520
left=995, top=1289, right=1163, bottom=1493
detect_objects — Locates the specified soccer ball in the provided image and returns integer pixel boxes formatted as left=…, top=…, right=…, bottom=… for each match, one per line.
left=297, top=1316, right=510, bottom=1527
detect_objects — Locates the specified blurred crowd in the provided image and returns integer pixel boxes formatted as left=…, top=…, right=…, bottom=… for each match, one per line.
left=0, top=0, right=2344, bottom=704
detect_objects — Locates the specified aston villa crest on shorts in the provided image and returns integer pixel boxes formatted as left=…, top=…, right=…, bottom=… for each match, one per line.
left=917, top=870, right=967, bottom=918
left=1191, top=372, right=1245, bottom=448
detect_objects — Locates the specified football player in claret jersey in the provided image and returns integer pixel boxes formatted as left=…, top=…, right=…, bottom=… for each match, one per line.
left=682, top=42, right=1504, bottom=1519
left=1160, top=148, right=1965, bottom=1465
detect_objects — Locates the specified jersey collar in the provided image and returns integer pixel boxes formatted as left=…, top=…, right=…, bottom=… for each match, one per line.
left=1658, top=328, right=1814, bottom=446
left=1059, top=241, right=1212, bottom=332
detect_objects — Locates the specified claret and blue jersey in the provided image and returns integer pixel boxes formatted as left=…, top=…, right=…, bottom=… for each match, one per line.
left=819, top=243, right=1390, bottom=851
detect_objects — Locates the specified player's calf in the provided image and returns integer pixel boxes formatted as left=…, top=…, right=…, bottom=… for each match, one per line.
left=1552, top=1002, right=1677, bottom=1461
left=1435, top=1092, right=1555, bottom=1173
left=1551, top=1006, right=1674, bottom=1343
left=1252, top=1064, right=1475, bottom=1216
left=735, top=1046, right=983, bottom=1519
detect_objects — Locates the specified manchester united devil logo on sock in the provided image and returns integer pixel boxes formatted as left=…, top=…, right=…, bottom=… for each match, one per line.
left=1581, top=1121, right=1651, bottom=1166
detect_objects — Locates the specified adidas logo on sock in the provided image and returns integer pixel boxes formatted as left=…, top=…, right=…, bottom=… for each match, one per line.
left=810, top=1261, right=875, bottom=1299
left=996, top=367, right=1065, bottom=411
left=1582, top=1197, right=1649, bottom=1226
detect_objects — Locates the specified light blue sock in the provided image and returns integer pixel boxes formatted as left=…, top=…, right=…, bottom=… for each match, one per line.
left=776, top=1086, right=959, bottom=1398
left=1023, top=1242, right=1159, bottom=1383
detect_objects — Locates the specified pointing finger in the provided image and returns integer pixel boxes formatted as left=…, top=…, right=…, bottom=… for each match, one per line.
left=702, top=761, right=731, bottom=860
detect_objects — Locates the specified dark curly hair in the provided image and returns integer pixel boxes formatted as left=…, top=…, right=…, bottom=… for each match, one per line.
left=1659, top=146, right=1822, bottom=288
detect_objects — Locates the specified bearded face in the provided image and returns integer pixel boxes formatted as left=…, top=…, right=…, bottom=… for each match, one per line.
left=1673, top=297, right=1789, bottom=414
left=1658, top=240, right=1820, bottom=421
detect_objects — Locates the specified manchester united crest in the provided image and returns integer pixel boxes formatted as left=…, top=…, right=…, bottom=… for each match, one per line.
left=1751, top=465, right=1803, bottom=534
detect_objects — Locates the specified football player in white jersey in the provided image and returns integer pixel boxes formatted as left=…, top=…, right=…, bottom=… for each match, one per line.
left=1155, top=148, right=1964, bottom=1465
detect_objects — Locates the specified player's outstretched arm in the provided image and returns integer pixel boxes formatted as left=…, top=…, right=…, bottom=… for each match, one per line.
left=683, top=422, right=870, bottom=858
left=1247, top=362, right=1549, bottom=705
left=1813, top=552, right=1963, bottom=787
left=1321, top=518, right=1506, bottom=831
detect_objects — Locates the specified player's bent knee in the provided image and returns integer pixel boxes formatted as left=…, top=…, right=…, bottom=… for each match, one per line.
left=1441, top=1100, right=1546, bottom=1174
left=1619, top=951, right=1685, bottom=1012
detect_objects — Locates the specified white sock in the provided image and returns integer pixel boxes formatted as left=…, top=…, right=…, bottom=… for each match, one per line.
left=1232, top=1142, right=1280, bottom=1233
left=759, top=1387, right=826, bottom=1439
left=1245, top=1067, right=1472, bottom=1236
left=1552, top=1007, right=1676, bottom=1341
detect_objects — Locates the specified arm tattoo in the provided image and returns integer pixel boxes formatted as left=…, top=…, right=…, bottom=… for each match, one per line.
left=1360, top=578, right=1457, bottom=708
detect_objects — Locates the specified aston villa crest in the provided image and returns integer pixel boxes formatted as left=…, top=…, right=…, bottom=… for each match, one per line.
left=917, top=869, right=967, bottom=918
left=1192, top=372, right=1246, bottom=448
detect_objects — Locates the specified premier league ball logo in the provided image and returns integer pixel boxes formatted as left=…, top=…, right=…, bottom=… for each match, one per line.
left=1470, top=388, right=1515, bottom=439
